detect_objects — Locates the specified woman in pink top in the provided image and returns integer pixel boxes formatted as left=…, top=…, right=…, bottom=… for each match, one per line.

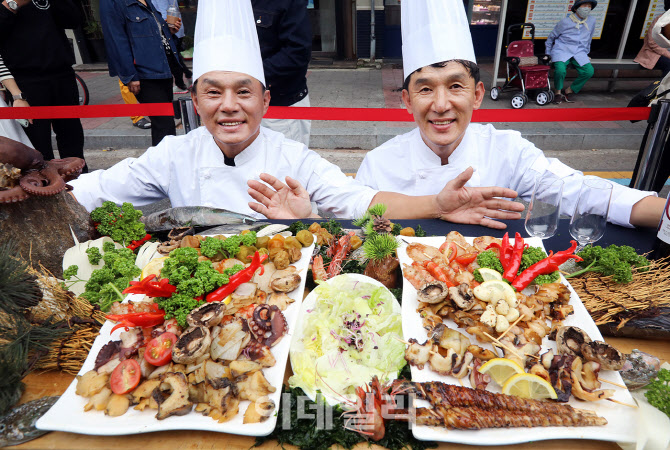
left=635, top=2, right=670, bottom=77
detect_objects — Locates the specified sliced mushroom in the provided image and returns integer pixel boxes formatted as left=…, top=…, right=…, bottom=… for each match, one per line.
left=581, top=340, right=625, bottom=371
left=430, top=323, right=470, bottom=357
left=466, top=345, right=497, bottom=361
left=187, top=302, right=227, bottom=328
left=555, top=326, right=591, bottom=357
left=451, top=352, right=474, bottom=379
left=172, top=326, right=211, bottom=364
left=417, top=281, right=449, bottom=304
left=236, top=370, right=276, bottom=402
left=540, top=349, right=555, bottom=370
left=266, top=292, right=294, bottom=311
left=449, top=283, right=476, bottom=311
left=270, top=273, right=301, bottom=293
left=244, top=397, right=275, bottom=424
left=153, top=372, right=193, bottom=420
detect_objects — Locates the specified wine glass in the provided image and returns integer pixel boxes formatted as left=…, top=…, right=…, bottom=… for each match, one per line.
left=569, top=177, right=613, bottom=252
left=525, top=175, right=564, bottom=240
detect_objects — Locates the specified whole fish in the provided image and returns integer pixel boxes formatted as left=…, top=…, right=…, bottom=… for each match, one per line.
left=197, top=222, right=272, bottom=236
left=141, top=206, right=258, bottom=232
left=0, top=396, right=59, bottom=447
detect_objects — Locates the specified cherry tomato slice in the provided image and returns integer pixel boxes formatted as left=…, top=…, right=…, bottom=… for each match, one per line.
left=144, top=332, right=178, bottom=366
left=439, top=241, right=458, bottom=263
left=110, top=359, right=141, bottom=395
left=455, top=252, right=478, bottom=266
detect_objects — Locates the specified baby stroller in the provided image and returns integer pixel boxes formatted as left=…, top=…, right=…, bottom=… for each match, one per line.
left=490, top=23, right=553, bottom=109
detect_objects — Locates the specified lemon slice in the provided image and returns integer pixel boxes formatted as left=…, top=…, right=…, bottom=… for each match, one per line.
left=141, top=256, right=168, bottom=280
left=502, top=373, right=558, bottom=400
left=477, top=268, right=503, bottom=282
left=473, top=279, right=516, bottom=305
left=478, top=358, right=524, bottom=386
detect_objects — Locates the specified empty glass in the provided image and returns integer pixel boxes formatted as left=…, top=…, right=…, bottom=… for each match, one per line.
left=569, top=177, right=613, bottom=252
left=525, top=175, right=564, bottom=239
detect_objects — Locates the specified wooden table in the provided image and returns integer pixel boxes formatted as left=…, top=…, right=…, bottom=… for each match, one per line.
left=13, top=336, right=670, bottom=450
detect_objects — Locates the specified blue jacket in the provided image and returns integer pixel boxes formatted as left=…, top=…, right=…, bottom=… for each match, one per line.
left=100, top=0, right=179, bottom=84
left=252, top=0, right=312, bottom=106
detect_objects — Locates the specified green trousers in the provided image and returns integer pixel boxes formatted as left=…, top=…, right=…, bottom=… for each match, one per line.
left=552, top=58, right=594, bottom=93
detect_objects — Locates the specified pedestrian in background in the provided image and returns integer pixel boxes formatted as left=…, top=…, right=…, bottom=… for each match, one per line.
left=100, top=0, right=185, bottom=146
left=0, top=0, right=86, bottom=168
left=545, top=0, right=597, bottom=104
left=151, top=0, right=193, bottom=94
left=0, top=52, right=33, bottom=147
left=252, top=0, right=312, bottom=146
left=118, top=80, right=151, bottom=129
left=635, top=0, right=670, bottom=78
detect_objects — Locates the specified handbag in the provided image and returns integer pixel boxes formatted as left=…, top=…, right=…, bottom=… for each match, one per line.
left=627, top=80, right=670, bottom=122
left=628, top=79, right=670, bottom=107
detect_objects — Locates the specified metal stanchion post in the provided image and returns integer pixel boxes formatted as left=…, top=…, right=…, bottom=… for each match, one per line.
left=178, top=98, right=200, bottom=134
left=630, top=99, right=670, bottom=192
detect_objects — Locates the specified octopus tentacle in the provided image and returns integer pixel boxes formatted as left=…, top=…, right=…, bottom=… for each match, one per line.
left=19, top=168, right=66, bottom=196
left=0, top=184, right=30, bottom=203
left=47, top=157, right=86, bottom=181
left=248, top=305, right=288, bottom=347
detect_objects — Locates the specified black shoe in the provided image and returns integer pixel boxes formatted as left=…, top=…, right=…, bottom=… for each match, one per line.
left=563, top=91, right=575, bottom=103
left=133, top=118, right=151, bottom=129
left=553, top=93, right=564, bottom=104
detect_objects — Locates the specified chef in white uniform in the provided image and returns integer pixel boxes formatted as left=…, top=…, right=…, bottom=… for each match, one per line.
left=355, top=0, right=664, bottom=228
left=69, top=0, right=525, bottom=228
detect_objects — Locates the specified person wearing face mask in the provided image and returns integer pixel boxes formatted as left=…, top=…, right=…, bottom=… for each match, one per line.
left=545, top=0, right=597, bottom=103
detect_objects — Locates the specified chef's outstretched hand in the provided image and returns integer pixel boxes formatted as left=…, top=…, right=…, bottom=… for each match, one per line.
left=248, top=173, right=314, bottom=219
left=435, top=167, right=525, bottom=230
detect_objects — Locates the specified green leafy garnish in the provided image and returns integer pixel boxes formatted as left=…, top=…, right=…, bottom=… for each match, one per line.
left=645, top=368, right=670, bottom=418
left=288, top=221, right=308, bottom=235
left=566, top=244, right=650, bottom=284
left=90, top=201, right=147, bottom=245
left=85, top=247, right=102, bottom=265
left=79, top=246, right=140, bottom=311
left=414, top=224, right=427, bottom=237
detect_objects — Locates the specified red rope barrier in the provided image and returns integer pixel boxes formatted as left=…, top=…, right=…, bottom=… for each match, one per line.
left=0, top=103, right=651, bottom=122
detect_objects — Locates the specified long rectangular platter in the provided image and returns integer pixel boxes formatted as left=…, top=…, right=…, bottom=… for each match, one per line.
left=398, top=236, right=637, bottom=445
left=37, top=241, right=314, bottom=437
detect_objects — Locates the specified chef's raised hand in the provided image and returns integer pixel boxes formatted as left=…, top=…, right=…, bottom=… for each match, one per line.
left=435, top=167, right=525, bottom=230
left=247, top=173, right=314, bottom=219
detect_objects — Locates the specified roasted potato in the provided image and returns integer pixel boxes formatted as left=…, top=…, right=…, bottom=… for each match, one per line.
left=105, top=393, right=131, bottom=417
left=76, top=370, right=109, bottom=397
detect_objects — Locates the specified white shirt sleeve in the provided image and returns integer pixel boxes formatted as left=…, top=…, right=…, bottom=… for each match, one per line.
left=69, top=145, right=172, bottom=212
left=354, top=154, right=379, bottom=190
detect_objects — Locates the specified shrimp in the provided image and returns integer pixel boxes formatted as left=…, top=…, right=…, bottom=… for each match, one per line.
left=402, top=262, right=437, bottom=290
left=327, top=231, right=355, bottom=278
left=406, top=242, right=444, bottom=264
left=312, top=255, right=328, bottom=283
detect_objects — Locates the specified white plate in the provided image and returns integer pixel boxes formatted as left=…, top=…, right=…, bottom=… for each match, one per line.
left=289, top=273, right=402, bottom=406
left=398, top=236, right=637, bottom=445
left=37, top=241, right=315, bottom=437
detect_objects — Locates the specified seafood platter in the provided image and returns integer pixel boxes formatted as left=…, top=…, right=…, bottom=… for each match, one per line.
left=37, top=230, right=315, bottom=437
left=396, top=233, right=637, bottom=445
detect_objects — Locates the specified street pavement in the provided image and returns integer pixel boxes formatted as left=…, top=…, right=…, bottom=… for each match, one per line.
left=62, top=61, right=667, bottom=214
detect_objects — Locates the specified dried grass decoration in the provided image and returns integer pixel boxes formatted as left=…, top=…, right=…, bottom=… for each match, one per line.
left=28, top=265, right=106, bottom=374
left=570, top=255, right=670, bottom=329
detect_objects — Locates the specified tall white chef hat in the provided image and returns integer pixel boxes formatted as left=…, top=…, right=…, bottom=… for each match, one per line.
left=192, top=0, right=265, bottom=86
left=401, top=0, right=476, bottom=81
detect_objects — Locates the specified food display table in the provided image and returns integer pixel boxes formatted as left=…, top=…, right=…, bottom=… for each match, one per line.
left=12, top=219, right=670, bottom=450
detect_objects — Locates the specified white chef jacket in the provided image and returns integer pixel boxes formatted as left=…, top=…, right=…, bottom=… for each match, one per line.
left=70, top=126, right=377, bottom=219
left=355, top=124, right=656, bottom=228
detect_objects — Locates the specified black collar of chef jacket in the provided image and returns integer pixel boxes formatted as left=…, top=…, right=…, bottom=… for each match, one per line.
left=223, top=154, right=235, bottom=167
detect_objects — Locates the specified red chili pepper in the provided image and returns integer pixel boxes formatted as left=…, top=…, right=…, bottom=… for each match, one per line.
left=455, top=252, right=477, bottom=266
left=487, top=232, right=513, bottom=270
left=107, top=311, right=165, bottom=332
left=127, top=233, right=152, bottom=251
left=503, top=233, right=525, bottom=282
left=206, top=251, right=268, bottom=302
left=123, top=275, right=177, bottom=298
left=511, top=240, right=583, bottom=291
left=422, top=260, right=455, bottom=287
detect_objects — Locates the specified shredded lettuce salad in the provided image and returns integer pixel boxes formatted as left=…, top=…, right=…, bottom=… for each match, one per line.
left=289, top=276, right=406, bottom=401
